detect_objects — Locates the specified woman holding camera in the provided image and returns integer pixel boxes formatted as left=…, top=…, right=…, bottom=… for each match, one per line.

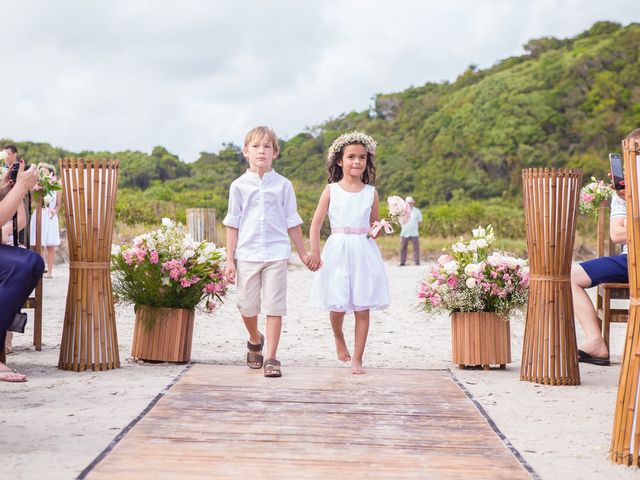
left=0, top=160, right=44, bottom=382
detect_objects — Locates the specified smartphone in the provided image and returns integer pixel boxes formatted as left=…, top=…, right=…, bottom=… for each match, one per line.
left=609, top=153, right=625, bottom=190
left=8, top=162, right=31, bottom=182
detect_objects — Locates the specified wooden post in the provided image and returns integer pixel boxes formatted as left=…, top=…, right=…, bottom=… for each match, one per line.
left=186, top=208, right=217, bottom=244
left=520, top=168, right=582, bottom=385
left=610, top=138, right=640, bottom=465
left=58, top=159, right=120, bottom=372
left=32, top=195, right=43, bottom=350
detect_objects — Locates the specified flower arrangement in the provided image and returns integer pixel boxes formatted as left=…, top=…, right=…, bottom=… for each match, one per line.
left=579, top=177, right=613, bottom=215
left=111, top=218, right=228, bottom=321
left=369, top=195, right=411, bottom=237
left=418, top=225, right=529, bottom=317
left=34, top=164, right=62, bottom=202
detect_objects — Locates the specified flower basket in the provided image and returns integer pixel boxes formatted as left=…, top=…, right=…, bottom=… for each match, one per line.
left=451, top=312, right=511, bottom=369
left=111, top=218, right=228, bottom=363
left=131, top=305, right=194, bottom=362
left=418, top=225, right=528, bottom=369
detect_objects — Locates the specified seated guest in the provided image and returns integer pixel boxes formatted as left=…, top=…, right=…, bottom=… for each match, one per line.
left=0, top=160, right=43, bottom=382
left=570, top=128, right=640, bottom=366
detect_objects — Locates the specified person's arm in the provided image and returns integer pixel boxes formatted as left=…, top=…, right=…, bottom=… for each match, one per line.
left=52, top=191, right=62, bottom=217
left=610, top=216, right=626, bottom=244
left=222, top=183, right=242, bottom=285
left=288, top=224, right=309, bottom=266
left=225, top=227, right=238, bottom=284
left=308, top=186, right=330, bottom=270
left=0, top=162, right=38, bottom=226
left=368, top=188, right=381, bottom=239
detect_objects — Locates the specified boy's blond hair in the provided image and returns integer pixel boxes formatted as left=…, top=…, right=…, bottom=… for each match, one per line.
left=244, top=126, right=279, bottom=157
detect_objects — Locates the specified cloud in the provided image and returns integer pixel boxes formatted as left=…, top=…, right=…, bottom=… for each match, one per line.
left=0, top=0, right=635, bottom=161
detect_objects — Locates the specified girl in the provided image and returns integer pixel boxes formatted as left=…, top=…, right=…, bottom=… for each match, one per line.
left=30, top=163, right=61, bottom=278
left=308, top=131, right=390, bottom=374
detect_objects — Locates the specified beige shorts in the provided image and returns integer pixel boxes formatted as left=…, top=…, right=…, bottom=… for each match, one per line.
left=236, top=259, right=288, bottom=317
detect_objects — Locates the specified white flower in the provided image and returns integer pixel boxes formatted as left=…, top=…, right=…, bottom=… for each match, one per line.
left=161, top=218, right=174, bottom=228
left=452, top=242, right=467, bottom=253
left=0, top=150, right=7, bottom=160
left=476, top=238, right=488, bottom=249
left=183, top=249, right=195, bottom=259
left=161, top=277, right=170, bottom=286
left=443, top=260, right=458, bottom=274
left=472, top=226, right=485, bottom=238
left=111, top=244, right=121, bottom=256
left=464, top=263, right=482, bottom=276
left=465, top=277, right=477, bottom=288
left=468, top=240, right=478, bottom=252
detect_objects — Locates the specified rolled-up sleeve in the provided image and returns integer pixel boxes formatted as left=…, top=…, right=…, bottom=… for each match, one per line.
left=223, top=183, right=242, bottom=228
left=283, top=181, right=303, bottom=228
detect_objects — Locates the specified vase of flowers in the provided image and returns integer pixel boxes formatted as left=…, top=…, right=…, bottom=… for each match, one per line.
left=579, top=176, right=613, bottom=216
left=111, top=218, right=228, bottom=362
left=418, top=225, right=529, bottom=368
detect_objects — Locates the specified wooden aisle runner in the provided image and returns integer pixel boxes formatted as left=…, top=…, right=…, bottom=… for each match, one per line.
left=83, top=365, right=533, bottom=480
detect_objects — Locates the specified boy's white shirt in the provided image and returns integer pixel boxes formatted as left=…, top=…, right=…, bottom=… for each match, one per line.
left=223, top=169, right=303, bottom=262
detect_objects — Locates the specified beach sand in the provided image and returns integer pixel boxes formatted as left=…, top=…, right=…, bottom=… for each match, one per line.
left=2, top=260, right=639, bottom=479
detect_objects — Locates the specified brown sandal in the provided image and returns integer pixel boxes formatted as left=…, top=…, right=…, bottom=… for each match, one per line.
left=246, top=333, right=264, bottom=369
left=264, top=358, right=282, bottom=378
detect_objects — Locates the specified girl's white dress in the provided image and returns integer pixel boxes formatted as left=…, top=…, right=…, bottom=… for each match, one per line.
left=30, top=192, right=61, bottom=246
left=310, top=183, right=390, bottom=312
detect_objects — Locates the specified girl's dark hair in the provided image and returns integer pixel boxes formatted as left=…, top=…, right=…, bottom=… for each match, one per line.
left=327, top=143, right=376, bottom=185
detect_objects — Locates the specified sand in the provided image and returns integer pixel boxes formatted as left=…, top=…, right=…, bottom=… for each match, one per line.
left=2, top=260, right=639, bottom=479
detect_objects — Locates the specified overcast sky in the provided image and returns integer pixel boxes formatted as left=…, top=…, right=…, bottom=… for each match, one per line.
left=0, top=1, right=636, bottom=161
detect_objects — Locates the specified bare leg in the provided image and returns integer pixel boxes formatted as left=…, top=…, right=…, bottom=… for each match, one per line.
left=242, top=314, right=263, bottom=367
left=264, top=315, right=282, bottom=361
left=571, top=265, right=608, bottom=358
left=352, top=310, right=370, bottom=374
left=46, top=246, right=55, bottom=277
left=5, top=331, right=13, bottom=354
left=0, top=361, right=26, bottom=382
left=330, top=311, right=351, bottom=363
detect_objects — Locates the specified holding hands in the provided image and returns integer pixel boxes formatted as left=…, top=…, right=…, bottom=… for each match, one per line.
left=304, top=251, right=322, bottom=271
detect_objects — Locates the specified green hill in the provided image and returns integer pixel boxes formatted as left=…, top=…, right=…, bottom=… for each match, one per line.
left=3, top=21, right=640, bottom=240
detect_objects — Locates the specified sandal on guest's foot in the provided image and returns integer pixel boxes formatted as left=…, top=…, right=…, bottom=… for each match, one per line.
left=264, top=358, right=282, bottom=378
left=246, top=333, right=264, bottom=369
left=578, top=349, right=610, bottom=366
left=0, top=367, right=27, bottom=382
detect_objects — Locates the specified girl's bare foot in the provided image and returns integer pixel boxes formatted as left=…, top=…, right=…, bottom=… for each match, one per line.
left=334, top=335, right=351, bottom=363
left=351, top=359, right=365, bottom=375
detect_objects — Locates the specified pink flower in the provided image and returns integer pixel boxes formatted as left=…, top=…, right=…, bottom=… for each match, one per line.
left=447, top=277, right=458, bottom=288
left=149, top=251, right=159, bottom=264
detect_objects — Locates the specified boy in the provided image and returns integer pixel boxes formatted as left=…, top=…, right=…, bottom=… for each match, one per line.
left=224, top=126, right=311, bottom=377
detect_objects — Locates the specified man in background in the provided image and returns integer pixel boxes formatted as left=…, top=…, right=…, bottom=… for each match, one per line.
left=400, top=196, right=422, bottom=266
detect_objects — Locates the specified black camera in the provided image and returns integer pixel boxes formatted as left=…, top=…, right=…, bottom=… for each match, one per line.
left=8, top=162, right=31, bottom=182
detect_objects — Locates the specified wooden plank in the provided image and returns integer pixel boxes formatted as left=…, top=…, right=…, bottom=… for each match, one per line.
left=84, top=365, right=532, bottom=480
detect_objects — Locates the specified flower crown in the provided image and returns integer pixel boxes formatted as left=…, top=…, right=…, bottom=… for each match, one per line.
left=326, top=131, right=377, bottom=164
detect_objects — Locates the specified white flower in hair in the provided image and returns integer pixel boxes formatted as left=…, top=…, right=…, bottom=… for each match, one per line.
left=327, top=130, right=377, bottom=163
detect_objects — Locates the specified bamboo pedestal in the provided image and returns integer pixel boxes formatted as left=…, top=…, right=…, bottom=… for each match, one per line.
left=610, top=138, right=640, bottom=465
left=131, top=305, right=195, bottom=362
left=58, top=159, right=120, bottom=371
left=451, top=312, right=511, bottom=369
left=521, top=168, right=581, bottom=385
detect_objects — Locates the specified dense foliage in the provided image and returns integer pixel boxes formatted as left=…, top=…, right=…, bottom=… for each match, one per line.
left=3, top=21, right=639, bottom=240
